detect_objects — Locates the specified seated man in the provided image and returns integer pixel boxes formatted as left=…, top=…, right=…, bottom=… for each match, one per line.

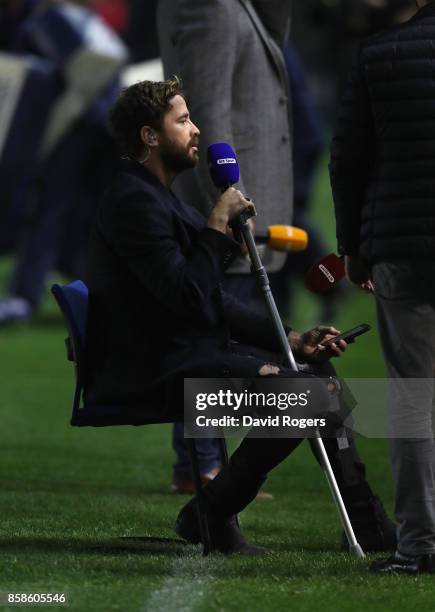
left=84, top=78, right=394, bottom=554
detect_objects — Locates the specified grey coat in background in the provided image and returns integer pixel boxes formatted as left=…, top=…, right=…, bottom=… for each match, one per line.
left=157, top=0, right=294, bottom=271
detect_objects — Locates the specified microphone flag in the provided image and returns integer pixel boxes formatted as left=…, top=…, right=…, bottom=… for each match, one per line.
left=305, top=254, right=345, bottom=293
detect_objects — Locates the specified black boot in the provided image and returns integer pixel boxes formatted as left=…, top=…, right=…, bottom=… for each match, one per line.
left=175, top=498, right=268, bottom=555
left=341, top=495, right=397, bottom=553
left=370, top=550, right=435, bottom=574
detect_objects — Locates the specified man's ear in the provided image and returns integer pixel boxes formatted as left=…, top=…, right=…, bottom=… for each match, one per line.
left=140, top=126, right=159, bottom=148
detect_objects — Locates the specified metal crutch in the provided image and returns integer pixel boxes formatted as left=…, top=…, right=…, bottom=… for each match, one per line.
left=233, top=212, right=365, bottom=559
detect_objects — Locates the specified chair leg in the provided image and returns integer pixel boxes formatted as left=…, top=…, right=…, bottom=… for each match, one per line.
left=186, top=438, right=212, bottom=556
left=216, top=436, right=239, bottom=527
left=217, top=437, right=229, bottom=466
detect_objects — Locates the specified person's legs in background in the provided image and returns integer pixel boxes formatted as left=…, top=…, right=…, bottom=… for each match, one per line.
left=0, top=125, right=114, bottom=324
left=171, top=423, right=221, bottom=493
left=371, top=261, right=435, bottom=573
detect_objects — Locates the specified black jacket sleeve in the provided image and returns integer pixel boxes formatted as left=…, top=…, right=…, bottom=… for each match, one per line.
left=221, top=289, right=291, bottom=352
left=329, top=49, right=375, bottom=256
left=100, top=189, right=240, bottom=317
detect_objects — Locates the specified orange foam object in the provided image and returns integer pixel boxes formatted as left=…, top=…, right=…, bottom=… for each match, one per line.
left=267, top=225, right=308, bottom=252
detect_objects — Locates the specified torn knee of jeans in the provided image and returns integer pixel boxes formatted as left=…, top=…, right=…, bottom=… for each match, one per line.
left=327, top=376, right=342, bottom=395
left=258, top=364, right=280, bottom=376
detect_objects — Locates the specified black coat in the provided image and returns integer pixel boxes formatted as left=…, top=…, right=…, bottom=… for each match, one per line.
left=84, top=160, right=287, bottom=415
left=330, top=2, right=435, bottom=261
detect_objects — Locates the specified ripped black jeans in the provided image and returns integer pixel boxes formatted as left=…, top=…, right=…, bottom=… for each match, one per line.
left=198, top=342, right=371, bottom=519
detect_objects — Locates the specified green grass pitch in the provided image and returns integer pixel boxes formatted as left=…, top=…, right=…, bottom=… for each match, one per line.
left=1, top=158, right=434, bottom=611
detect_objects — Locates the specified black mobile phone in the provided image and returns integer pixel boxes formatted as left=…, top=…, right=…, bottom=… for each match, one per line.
left=321, top=323, right=371, bottom=347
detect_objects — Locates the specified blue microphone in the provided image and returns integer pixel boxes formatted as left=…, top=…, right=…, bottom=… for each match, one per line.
left=207, top=142, right=255, bottom=230
left=207, top=143, right=240, bottom=191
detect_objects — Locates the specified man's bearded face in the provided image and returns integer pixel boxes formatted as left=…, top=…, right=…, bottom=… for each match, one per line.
left=158, top=95, right=199, bottom=173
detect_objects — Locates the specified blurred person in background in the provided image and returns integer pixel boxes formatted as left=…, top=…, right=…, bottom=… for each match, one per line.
left=0, top=0, right=127, bottom=323
left=269, top=42, right=349, bottom=324
left=291, top=0, right=417, bottom=120
left=88, top=0, right=129, bottom=34
left=123, top=0, right=159, bottom=62
left=90, top=0, right=161, bottom=62
left=330, top=0, right=435, bottom=574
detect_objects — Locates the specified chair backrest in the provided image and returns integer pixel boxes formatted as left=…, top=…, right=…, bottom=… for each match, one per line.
left=51, top=280, right=172, bottom=427
left=51, top=280, right=88, bottom=350
left=51, top=280, right=88, bottom=419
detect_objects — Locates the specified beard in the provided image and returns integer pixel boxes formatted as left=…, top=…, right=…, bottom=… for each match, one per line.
left=159, top=136, right=198, bottom=173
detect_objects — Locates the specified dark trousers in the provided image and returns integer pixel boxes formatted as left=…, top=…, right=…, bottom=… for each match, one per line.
left=373, top=260, right=435, bottom=554
left=181, top=342, right=373, bottom=517
left=173, top=423, right=221, bottom=479
left=204, top=427, right=369, bottom=518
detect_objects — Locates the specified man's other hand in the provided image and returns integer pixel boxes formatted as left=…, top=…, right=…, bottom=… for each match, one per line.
left=207, top=187, right=256, bottom=235
left=288, top=326, right=348, bottom=363
left=345, top=255, right=374, bottom=293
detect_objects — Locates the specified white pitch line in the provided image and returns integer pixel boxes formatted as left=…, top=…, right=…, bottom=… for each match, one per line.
left=143, top=549, right=225, bottom=612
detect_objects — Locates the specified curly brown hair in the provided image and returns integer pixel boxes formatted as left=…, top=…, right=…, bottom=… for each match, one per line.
left=109, top=77, right=184, bottom=160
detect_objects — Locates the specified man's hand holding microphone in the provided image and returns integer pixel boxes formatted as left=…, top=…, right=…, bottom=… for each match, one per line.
left=207, top=187, right=256, bottom=238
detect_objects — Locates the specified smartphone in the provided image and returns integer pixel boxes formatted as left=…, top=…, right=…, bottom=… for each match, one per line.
left=321, top=323, right=371, bottom=347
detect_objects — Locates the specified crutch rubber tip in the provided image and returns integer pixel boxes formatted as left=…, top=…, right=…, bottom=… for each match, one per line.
left=349, top=543, right=366, bottom=559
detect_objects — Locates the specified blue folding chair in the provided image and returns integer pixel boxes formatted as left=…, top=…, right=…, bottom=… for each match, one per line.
left=51, top=279, right=230, bottom=555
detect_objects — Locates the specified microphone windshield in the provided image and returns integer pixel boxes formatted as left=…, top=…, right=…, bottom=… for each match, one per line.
left=267, top=226, right=308, bottom=252
left=207, top=143, right=240, bottom=190
left=305, top=254, right=345, bottom=293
